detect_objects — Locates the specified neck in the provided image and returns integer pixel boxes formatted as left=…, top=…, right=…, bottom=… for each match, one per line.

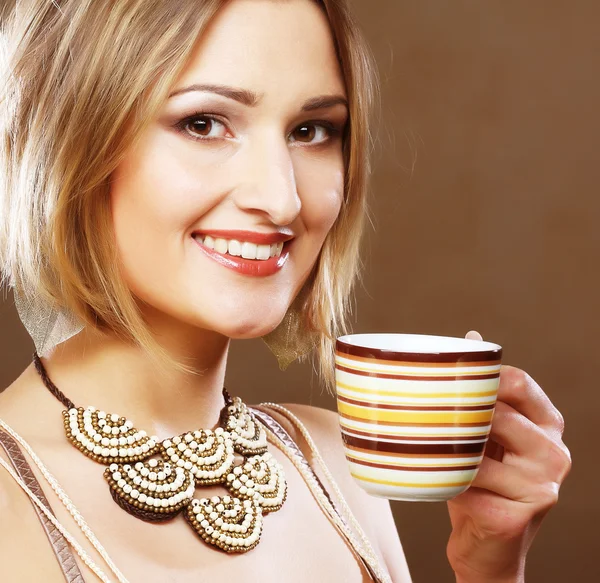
left=35, top=323, right=232, bottom=441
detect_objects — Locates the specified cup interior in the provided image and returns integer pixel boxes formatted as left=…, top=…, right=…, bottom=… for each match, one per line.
left=337, top=333, right=502, bottom=356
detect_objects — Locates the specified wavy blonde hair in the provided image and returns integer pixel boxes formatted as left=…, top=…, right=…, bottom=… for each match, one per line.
left=0, top=0, right=380, bottom=397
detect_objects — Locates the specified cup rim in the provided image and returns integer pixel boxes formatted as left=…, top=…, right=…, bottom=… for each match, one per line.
left=335, top=333, right=502, bottom=363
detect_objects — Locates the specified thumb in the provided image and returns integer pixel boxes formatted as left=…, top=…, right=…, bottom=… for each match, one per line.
left=465, top=330, right=483, bottom=341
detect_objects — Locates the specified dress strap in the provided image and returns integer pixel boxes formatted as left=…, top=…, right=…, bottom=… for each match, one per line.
left=249, top=405, right=390, bottom=583
left=0, top=428, right=85, bottom=583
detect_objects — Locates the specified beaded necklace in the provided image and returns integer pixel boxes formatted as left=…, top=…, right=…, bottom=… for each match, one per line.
left=32, top=352, right=288, bottom=554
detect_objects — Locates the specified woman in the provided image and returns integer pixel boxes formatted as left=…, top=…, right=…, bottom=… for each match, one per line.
left=0, top=1, right=571, bottom=581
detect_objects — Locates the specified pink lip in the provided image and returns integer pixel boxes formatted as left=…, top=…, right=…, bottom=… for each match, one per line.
left=191, top=229, right=294, bottom=245
left=192, top=236, right=291, bottom=277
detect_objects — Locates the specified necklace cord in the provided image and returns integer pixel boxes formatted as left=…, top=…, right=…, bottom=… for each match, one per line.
left=33, top=351, right=75, bottom=410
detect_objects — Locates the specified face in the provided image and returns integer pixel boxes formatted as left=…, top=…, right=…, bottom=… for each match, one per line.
left=110, top=0, right=348, bottom=340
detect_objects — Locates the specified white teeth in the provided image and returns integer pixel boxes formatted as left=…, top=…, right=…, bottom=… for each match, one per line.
left=194, top=236, right=285, bottom=260
left=241, top=242, right=257, bottom=260
left=256, top=244, right=270, bottom=260
left=214, top=238, right=228, bottom=254
left=228, top=240, right=242, bottom=257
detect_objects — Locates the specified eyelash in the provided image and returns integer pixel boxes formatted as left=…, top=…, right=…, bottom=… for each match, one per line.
left=173, top=112, right=344, bottom=145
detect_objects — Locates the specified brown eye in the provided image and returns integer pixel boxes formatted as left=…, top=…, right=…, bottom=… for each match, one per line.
left=293, top=124, right=316, bottom=142
left=289, top=122, right=339, bottom=145
left=187, top=117, right=213, bottom=137
left=175, top=114, right=229, bottom=141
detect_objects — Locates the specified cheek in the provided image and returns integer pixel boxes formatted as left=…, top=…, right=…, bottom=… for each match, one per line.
left=108, top=133, right=222, bottom=296
left=296, top=157, right=344, bottom=233
left=111, top=137, right=207, bottom=233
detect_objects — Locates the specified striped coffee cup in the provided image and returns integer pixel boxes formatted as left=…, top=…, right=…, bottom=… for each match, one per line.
left=335, top=333, right=502, bottom=502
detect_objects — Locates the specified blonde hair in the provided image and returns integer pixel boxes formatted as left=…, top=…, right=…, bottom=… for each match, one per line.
left=0, top=0, right=380, bottom=396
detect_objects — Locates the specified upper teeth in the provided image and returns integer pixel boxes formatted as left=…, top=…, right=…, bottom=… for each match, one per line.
left=194, top=235, right=285, bottom=260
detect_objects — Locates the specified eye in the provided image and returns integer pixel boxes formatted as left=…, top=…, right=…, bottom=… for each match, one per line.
left=175, top=114, right=229, bottom=141
left=289, top=122, right=341, bottom=145
left=174, top=113, right=344, bottom=145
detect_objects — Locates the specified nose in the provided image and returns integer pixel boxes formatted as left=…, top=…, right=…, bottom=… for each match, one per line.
left=232, top=130, right=302, bottom=226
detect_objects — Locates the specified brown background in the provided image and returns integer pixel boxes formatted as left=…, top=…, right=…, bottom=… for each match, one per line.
left=1, top=0, right=597, bottom=581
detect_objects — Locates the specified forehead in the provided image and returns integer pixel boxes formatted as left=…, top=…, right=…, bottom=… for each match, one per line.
left=173, top=0, right=346, bottom=103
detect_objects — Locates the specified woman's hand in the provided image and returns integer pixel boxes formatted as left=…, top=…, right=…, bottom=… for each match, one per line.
left=445, top=331, right=572, bottom=582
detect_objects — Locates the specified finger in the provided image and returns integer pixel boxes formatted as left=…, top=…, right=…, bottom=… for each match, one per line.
left=489, top=402, right=571, bottom=482
left=469, top=456, right=543, bottom=502
left=465, top=330, right=483, bottom=341
left=496, top=365, right=565, bottom=436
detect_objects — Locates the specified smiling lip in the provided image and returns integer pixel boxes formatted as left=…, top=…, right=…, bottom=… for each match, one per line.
left=191, top=229, right=294, bottom=245
left=192, top=236, right=292, bottom=277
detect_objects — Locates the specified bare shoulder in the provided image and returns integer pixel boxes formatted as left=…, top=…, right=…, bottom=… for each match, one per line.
left=0, top=442, right=68, bottom=581
left=259, top=402, right=413, bottom=583
left=0, top=384, right=68, bottom=581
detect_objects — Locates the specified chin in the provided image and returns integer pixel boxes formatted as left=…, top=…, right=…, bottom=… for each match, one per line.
left=200, top=311, right=286, bottom=340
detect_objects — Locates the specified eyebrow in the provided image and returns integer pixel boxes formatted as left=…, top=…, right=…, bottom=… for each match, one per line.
left=168, top=83, right=348, bottom=112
